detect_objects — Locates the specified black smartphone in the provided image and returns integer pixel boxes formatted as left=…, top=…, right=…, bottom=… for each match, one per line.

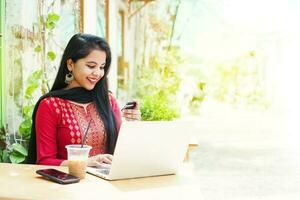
left=122, top=101, right=137, bottom=110
left=36, top=168, right=80, bottom=184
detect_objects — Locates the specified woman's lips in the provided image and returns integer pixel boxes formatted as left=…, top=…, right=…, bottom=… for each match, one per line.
left=87, top=77, right=99, bottom=84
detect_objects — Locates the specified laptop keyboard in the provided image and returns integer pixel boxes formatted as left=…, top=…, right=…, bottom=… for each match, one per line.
left=96, top=168, right=110, bottom=175
left=90, top=165, right=111, bottom=175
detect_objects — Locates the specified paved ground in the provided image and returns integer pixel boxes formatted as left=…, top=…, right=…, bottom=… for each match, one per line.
left=181, top=100, right=300, bottom=200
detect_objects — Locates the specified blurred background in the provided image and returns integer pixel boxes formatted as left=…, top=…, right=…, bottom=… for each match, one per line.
left=1, top=0, right=300, bottom=164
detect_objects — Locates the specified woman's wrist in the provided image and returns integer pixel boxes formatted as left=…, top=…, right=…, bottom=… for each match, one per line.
left=60, top=160, right=68, bottom=166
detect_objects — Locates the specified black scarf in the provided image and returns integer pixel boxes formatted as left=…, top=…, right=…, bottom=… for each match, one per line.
left=26, top=87, right=99, bottom=164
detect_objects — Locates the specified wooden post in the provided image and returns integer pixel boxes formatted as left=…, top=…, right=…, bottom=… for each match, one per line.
left=105, top=0, right=110, bottom=42
left=80, top=0, right=84, bottom=33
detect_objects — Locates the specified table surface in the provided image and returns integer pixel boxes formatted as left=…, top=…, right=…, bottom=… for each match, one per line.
left=2, top=142, right=300, bottom=200
left=2, top=111, right=300, bottom=200
left=0, top=162, right=200, bottom=200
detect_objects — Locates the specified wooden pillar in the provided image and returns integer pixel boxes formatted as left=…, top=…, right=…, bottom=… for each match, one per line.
left=79, top=0, right=84, bottom=33
left=105, top=0, right=110, bottom=42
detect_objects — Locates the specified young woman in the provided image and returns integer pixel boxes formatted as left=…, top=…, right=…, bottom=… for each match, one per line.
left=26, top=33, right=140, bottom=166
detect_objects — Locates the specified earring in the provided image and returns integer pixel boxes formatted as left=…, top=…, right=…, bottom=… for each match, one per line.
left=65, top=71, right=74, bottom=84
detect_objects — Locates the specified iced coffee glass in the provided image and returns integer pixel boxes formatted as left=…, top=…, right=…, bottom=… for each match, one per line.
left=66, top=145, right=92, bottom=179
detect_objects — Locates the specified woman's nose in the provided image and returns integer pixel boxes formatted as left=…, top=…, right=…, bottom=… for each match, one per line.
left=92, top=68, right=103, bottom=76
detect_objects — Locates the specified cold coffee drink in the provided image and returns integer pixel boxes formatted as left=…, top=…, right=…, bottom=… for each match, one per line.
left=66, top=145, right=92, bottom=179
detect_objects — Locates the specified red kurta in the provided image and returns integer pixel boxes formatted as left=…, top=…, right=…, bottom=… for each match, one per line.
left=35, top=94, right=121, bottom=166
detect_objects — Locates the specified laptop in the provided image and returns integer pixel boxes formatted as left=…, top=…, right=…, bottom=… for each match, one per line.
left=87, top=121, right=189, bottom=180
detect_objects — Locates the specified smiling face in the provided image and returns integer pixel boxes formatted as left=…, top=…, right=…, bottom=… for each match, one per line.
left=66, top=49, right=106, bottom=90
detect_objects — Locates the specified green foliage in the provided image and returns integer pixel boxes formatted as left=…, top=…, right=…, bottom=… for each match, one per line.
left=4, top=69, right=43, bottom=163
left=45, top=12, right=60, bottom=30
left=28, top=70, right=43, bottom=84
left=141, top=93, right=179, bottom=121
left=2, top=2, right=61, bottom=164
left=17, top=9, right=60, bottom=161
left=135, top=47, right=182, bottom=120
left=19, top=69, right=43, bottom=141
left=47, top=51, right=56, bottom=61
left=34, top=45, right=42, bottom=53
left=23, top=105, right=34, bottom=116
left=25, top=83, right=39, bottom=99
left=9, top=143, right=28, bottom=163
left=25, top=69, right=42, bottom=99
left=0, top=127, right=7, bottom=162
left=1, top=149, right=9, bottom=163
left=0, top=127, right=27, bottom=163
left=1, top=143, right=28, bottom=163
left=133, top=2, right=184, bottom=120
left=18, top=118, right=32, bottom=139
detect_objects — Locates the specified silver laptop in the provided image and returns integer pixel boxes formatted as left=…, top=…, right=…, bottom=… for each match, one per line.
left=87, top=121, right=189, bottom=180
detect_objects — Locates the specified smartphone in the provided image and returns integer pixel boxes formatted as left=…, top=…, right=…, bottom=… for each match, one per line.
left=122, top=101, right=137, bottom=110
left=36, top=168, right=80, bottom=184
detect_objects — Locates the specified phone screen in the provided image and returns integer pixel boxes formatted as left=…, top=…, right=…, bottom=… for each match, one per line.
left=40, top=169, right=73, bottom=180
left=36, top=169, right=80, bottom=184
left=122, top=101, right=137, bottom=110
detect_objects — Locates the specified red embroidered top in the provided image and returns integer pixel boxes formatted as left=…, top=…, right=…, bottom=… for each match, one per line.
left=35, top=94, right=121, bottom=166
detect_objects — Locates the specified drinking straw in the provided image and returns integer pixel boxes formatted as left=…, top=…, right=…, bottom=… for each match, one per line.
left=81, top=119, right=92, bottom=148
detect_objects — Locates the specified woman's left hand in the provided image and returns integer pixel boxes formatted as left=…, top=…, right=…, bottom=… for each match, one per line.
left=87, top=154, right=113, bottom=167
left=122, top=102, right=141, bottom=121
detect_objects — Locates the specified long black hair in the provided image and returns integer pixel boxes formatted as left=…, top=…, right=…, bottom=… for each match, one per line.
left=26, top=34, right=118, bottom=164
left=51, top=33, right=117, bottom=154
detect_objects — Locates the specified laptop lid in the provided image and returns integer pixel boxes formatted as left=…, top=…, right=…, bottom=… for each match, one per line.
left=88, top=121, right=189, bottom=180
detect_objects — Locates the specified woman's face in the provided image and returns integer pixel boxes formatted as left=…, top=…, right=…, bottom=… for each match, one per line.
left=66, top=49, right=106, bottom=90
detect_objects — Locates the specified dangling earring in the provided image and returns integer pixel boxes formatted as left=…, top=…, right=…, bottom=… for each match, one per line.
left=65, top=71, right=74, bottom=84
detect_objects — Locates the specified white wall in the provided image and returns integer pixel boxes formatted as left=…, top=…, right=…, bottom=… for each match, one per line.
left=83, top=0, right=97, bottom=35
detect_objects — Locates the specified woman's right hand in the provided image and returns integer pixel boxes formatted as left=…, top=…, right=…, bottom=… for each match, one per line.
left=87, top=154, right=113, bottom=167
left=121, top=101, right=141, bottom=121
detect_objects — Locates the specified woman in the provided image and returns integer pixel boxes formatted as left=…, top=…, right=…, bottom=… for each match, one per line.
left=26, top=33, right=140, bottom=166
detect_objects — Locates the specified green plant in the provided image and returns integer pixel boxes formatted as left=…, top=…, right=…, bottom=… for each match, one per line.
left=0, top=126, right=28, bottom=163
left=15, top=10, right=60, bottom=161
left=19, top=69, right=43, bottom=141
left=141, top=93, right=179, bottom=121
left=0, top=70, right=43, bottom=163
left=0, top=4, right=60, bottom=163
left=132, top=1, right=184, bottom=120
left=1, top=143, right=28, bottom=163
left=0, top=127, right=6, bottom=161
left=135, top=47, right=182, bottom=120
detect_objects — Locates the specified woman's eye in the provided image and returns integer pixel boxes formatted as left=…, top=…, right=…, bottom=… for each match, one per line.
left=100, top=66, right=105, bottom=70
left=87, top=65, right=96, bottom=68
